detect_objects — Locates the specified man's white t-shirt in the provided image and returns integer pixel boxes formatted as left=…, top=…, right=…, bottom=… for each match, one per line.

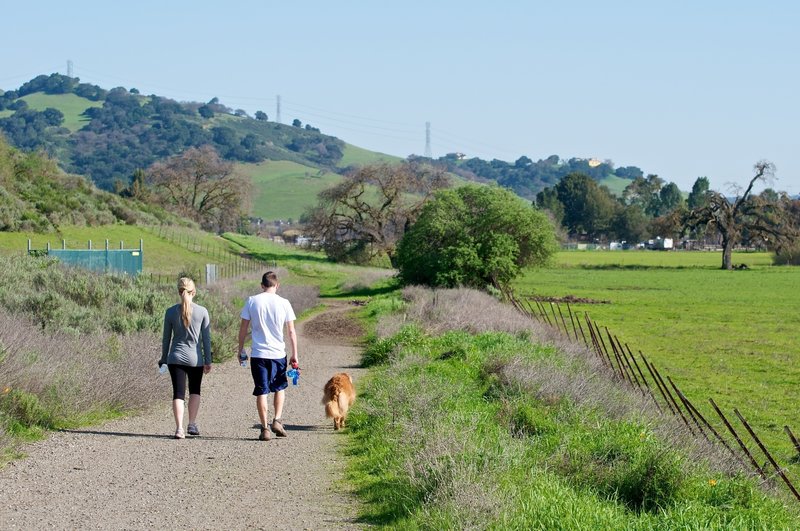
left=240, top=292, right=296, bottom=359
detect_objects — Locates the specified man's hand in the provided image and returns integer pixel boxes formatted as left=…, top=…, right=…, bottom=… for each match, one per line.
left=203, top=364, right=212, bottom=374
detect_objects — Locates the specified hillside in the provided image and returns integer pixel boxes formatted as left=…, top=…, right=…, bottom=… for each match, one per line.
left=0, top=74, right=347, bottom=190
left=1, top=73, right=662, bottom=220
left=0, top=136, right=175, bottom=232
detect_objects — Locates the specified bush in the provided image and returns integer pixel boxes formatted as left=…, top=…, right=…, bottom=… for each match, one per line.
left=773, top=242, right=800, bottom=265
left=396, top=185, right=558, bottom=290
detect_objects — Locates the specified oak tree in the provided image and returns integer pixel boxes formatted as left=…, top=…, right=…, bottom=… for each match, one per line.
left=304, top=162, right=449, bottom=265
left=146, top=145, right=251, bottom=232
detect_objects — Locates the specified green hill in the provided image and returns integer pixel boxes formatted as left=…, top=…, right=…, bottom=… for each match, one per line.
left=338, top=143, right=402, bottom=168
left=0, top=136, right=173, bottom=232
left=239, top=160, right=343, bottom=221
left=0, top=74, right=350, bottom=191
left=15, top=92, right=101, bottom=132
left=0, top=73, right=665, bottom=222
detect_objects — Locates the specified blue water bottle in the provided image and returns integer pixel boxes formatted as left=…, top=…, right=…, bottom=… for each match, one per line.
left=239, top=348, right=248, bottom=368
left=287, top=361, right=300, bottom=386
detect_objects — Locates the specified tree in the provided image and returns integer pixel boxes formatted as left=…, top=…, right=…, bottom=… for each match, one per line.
left=684, top=161, right=796, bottom=270
left=304, top=162, right=449, bottom=264
left=396, top=185, right=558, bottom=290
left=255, top=110, right=268, bottom=121
left=146, top=145, right=251, bottom=231
left=623, top=174, right=664, bottom=216
left=198, top=105, right=214, bottom=118
left=659, top=182, right=684, bottom=213
left=555, top=173, right=618, bottom=239
left=535, top=186, right=564, bottom=226
left=611, top=205, right=649, bottom=243
left=292, top=119, right=302, bottom=127
left=687, top=177, right=710, bottom=209
left=42, top=107, right=64, bottom=127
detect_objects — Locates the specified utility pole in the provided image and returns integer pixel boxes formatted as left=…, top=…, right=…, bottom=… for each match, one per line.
left=276, top=95, right=282, bottom=124
left=67, top=60, right=73, bottom=78
left=424, top=121, right=432, bottom=158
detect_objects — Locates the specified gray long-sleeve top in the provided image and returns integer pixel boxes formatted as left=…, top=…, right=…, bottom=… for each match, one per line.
left=160, top=303, right=212, bottom=367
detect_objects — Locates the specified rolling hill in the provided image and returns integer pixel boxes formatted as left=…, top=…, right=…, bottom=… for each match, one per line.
left=0, top=73, right=652, bottom=222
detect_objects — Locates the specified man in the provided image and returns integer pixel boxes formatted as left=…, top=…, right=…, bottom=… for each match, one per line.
left=238, top=271, right=298, bottom=441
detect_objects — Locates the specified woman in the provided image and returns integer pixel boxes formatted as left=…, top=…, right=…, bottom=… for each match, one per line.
left=159, top=277, right=212, bottom=439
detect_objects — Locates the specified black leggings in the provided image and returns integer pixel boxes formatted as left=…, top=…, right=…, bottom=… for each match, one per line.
left=168, top=364, right=204, bottom=400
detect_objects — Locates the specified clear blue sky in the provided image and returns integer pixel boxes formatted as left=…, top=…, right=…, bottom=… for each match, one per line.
left=2, top=1, right=798, bottom=193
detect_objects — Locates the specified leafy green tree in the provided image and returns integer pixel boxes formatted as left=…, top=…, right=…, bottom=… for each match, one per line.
left=535, top=186, right=564, bottom=225
left=292, top=119, right=302, bottom=127
left=623, top=174, right=664, bottom=216
left=611, top=205, right=649, bottom=243
left=396, top=185, right=558, bottom=290
left=659, top=182, right=684, bottom=213
left=687, top=177, right=710, bottom=209
left=555, top=173, right=618, bottom=239
left=255, top=110, right=268, bottom=121
left=42, top=108, right=64, bottom=126
left=198, top=105, right=214, bottom=118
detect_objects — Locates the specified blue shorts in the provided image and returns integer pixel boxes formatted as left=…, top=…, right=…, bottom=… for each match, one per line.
left=250, top=357, right=288, bottom=396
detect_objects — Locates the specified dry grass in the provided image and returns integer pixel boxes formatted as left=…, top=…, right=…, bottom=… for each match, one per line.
left=392, top=286, right=759, bottom=483
left=205, top=267, right=320, bottom=317
left=0, top=309, right=167, bottom=428
left=337, top=266, right=396, bottom=294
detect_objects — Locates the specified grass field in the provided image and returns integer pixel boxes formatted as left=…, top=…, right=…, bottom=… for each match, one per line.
left=598, top=173, right=634, bottom=196
left=221, top=233, right=396, bottom=298
left=0, top=225, right=244, bottom=277
left=338, top=143, right=401, bottom=168
left=238, top=160, right=343, bottom=221
left=14, top=93, right=101, bottom=132
left=514, top=250, right=800, bottom=474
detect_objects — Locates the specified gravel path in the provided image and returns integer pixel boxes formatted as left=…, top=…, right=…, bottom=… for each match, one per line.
left=0, top=304, right=366, bottom=530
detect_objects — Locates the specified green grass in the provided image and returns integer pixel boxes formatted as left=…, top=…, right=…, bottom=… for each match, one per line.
left=338, top=143, right=401, bottom=168
left=598, top=174, right=634, bottom=196
left=515, top=250, right=800, bottom=475
left=0, top=225, right=244, bottom=277
left=221, top=233, right=397, bottom=298
left=238, top=160, right=343, bottom=221
left=16, top=93, right=102, bottom=132
left=347, top=321, right=799, bottom=528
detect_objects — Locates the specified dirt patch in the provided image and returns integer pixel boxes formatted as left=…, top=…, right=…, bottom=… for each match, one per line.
left=302, top=306, right=365, bottom=343
left=529, top=295, right=610, bottom=305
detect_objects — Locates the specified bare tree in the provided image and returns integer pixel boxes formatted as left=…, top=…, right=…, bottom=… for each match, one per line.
left=304, top=162, right=450, bottom=265
left=147, top=146, right=251, bottom=232
left=684, top=161, right=796, bottom=269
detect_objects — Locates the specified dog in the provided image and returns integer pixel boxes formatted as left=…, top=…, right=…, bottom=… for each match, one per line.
left=322, top=373, right=356, bottom=430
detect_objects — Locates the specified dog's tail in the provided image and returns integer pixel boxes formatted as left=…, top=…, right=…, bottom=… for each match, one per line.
left=324, top=389, right=342, bottom=419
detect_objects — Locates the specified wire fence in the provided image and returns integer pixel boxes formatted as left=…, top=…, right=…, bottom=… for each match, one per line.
left=506, top=291, right=800, bottom=504
left=142, top=225, right=276, bottom=287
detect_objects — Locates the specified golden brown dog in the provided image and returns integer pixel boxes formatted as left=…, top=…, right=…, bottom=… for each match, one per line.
left=322, top=373, right=356, bottom=430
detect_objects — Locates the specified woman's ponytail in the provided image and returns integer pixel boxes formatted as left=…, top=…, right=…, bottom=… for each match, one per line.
left=177, top=277, right=196, bottom=328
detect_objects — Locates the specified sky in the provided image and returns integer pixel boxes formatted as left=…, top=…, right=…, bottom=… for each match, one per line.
left=2, top=1, right=799, bottom=194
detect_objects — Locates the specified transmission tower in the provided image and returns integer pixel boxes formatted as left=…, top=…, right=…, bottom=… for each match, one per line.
left=276, top=95, right=282, bottom=124
left=425, top=121, right=432, bottom=158
left=67, top=60, right=73, bottom=78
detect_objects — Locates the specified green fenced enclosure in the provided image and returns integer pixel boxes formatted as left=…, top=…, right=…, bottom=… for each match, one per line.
left=28, top=239, right=143, bottom=276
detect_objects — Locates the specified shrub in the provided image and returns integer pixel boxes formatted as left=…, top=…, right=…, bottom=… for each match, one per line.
left=773, top=242, right=800, bottom=265
left=396, top=185, right=558, bottom=290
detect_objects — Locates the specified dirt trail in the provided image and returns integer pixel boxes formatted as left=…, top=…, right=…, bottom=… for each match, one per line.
left=0, top=303, right=366, bottom=530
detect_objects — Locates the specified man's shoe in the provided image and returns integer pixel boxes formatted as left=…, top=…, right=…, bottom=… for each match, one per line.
left=174, top=428, right=185, bottom=440
left=272, top=419, right=288, bottom=437
left=259, top=427, right=271, bottom=441
left=187, top=423, right=200, bottom=436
